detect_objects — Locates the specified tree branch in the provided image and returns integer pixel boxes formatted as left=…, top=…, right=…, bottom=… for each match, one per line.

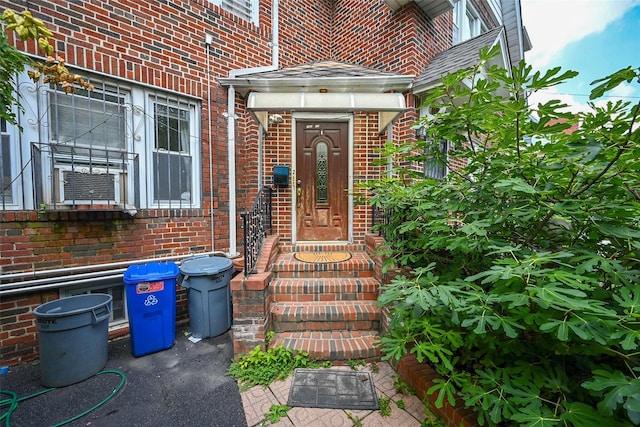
left=572, top=100, right=640, bottom=197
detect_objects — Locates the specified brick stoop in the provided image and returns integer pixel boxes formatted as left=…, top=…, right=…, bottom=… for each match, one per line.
left=268, top=250, right=382, bottom=362
left=269, top=330, right=379, bottom=360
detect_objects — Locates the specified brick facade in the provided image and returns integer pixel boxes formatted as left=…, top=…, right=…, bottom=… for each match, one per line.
left=1, top=0, right=453, bottom=366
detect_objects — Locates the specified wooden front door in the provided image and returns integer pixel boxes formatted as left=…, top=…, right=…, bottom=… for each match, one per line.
left=296, top=121, right=349, bottom=241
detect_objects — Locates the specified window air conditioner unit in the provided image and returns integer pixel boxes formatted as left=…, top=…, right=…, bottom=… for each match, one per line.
left=55, top=165, right=122, bottom=205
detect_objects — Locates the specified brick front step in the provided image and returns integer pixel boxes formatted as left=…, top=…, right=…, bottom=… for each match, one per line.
left=273, top=252, right=375, bottom=279
left=283, top=243, right=366, bottom=253
left=270, top=301, right=380, bottom=332
left=270, top=330, right=381, bottom=361
left=270, top=277, right=380, bottom=302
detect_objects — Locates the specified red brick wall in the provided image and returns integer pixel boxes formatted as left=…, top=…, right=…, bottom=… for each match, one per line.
left=0, top=0, right=278, bottom=365
left=1, top=210, right=212, bottom=273
left=330, top=1, right=452, bottom=76
left=245, top=1, right=453, bottom=246
left=278, top=0, right=333, bottom=66
left=1, top=0, right=456, bottom=365
left=1, top=291, right=57, bottom=365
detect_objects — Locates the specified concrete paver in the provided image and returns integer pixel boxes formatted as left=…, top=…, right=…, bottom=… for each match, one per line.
left=241, top=362, right=426, bottom=427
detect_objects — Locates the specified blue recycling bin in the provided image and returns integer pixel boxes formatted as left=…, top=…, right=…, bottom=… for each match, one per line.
left=124, top=261, right=179, bottom=357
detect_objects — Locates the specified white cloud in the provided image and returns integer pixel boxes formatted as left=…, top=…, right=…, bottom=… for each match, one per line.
left=608, top=81, right=637, bottom=99
left=521, top=0, right=640, bottom=71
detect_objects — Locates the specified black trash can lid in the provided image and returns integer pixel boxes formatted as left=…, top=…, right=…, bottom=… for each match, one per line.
left=180, top=256, right=233, bottom=276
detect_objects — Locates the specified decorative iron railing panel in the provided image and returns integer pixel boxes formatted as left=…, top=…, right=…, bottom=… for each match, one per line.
left=371, top=205, right=390, bottom=237
left=241, top=186, right=273, bottom=276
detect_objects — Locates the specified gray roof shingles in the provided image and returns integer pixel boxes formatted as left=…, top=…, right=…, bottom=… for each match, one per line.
left=237, top=60, right=405, bottom=79
left=414, top=27, right=504, bottom=87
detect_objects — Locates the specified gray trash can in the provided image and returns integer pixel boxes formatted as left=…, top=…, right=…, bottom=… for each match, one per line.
left=34, top=294, right=112, bottom=387
left=180, top=256, right=234, bottom=339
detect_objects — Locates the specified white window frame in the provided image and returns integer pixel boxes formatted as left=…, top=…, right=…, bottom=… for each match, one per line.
left=145, top=96, right=200, bottom=208
left=3, top=71, right=202, bottom=211
left=1, top=118, right=20, bottom=209
left=209, top=0, right=259, bottom=25
left=42, top=81, right=134, bottom=208
left=453, top=0, right=486, bottom=44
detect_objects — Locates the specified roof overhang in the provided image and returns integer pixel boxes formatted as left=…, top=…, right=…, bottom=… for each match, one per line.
left=218, top=76, right=414, bottom=96
left=247, top=92, right=406, bottom=134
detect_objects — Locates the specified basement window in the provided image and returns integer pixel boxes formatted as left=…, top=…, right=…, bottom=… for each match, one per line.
left=64, top=282, right=128, bottom=329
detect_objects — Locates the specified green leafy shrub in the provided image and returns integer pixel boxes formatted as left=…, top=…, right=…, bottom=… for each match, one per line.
left=393, top=374, right=415, bottom=395
left=369, top=47, right=640, bottom=426
left=346, top=411, right=364, bottom=427
left=378, top=396, right=392, bottom=417
left=261, top=404, right=291, bottom=425
left=227, top=344, right=320, bottom=391
left=348, top=359, right=367, bottom=370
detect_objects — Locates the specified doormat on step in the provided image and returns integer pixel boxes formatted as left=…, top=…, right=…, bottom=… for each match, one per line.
left=287, top=369, right=379, bottom=410
left=294, top=252, right=351, bottom=263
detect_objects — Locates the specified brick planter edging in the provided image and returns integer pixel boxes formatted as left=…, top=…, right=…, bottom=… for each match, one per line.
left=393, top=354, right=479, bottom=427
left=230, top=235, right=280, bottom=358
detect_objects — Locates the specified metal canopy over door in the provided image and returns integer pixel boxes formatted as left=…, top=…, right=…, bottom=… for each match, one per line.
left=296, top=121, right=349, bottom=241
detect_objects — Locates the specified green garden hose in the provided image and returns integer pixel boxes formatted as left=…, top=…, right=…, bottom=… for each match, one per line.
left=0, top=369, right=126, bottom=427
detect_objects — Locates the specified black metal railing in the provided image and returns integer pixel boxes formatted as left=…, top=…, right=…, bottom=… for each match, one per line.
left=371, top=205, right=390, bottom=237
left=240, top=186, right=273, bottom=276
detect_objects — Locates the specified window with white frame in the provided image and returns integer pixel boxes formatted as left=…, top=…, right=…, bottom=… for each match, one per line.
left=210, top=0, right=259, bottom=25
left=152, top=101, right=194, bottom=204
left=1, top=119, right=13, bottom=207
left=49, top=84, right=128, bottom=152
left=453, top=0, right=486, bottom=44
left=1, top=71, right=201, bottom=211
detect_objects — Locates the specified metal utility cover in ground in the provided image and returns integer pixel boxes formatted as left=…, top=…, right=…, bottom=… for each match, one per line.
left=287, top=369, right=379, bottom=410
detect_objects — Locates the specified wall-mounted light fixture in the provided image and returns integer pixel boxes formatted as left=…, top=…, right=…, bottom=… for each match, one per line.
left=268, top=114, right=283, bottom=124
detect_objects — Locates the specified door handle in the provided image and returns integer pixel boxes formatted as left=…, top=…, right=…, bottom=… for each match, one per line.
left=296, top=180, right=302, bottom=208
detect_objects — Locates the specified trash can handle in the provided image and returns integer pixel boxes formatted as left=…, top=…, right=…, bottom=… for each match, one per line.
left=180, top=274, right=190, bottom=288
left=92, top=304, right=112, bottom=324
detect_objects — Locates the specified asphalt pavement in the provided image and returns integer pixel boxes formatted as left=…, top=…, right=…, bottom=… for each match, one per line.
left=0, top=331, right=247, bottom=427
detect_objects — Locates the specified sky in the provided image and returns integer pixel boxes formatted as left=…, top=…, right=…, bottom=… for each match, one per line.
left=520, top=0, right=640, bottom=113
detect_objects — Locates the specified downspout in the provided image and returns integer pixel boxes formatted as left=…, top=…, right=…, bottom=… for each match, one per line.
left=386, top=122, right=393, bottom=178
left=205, top=35, right=215, bottom=251
left=226, top=0, right=279, bottom=256
left=227, top=85, right=238, bottom=256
